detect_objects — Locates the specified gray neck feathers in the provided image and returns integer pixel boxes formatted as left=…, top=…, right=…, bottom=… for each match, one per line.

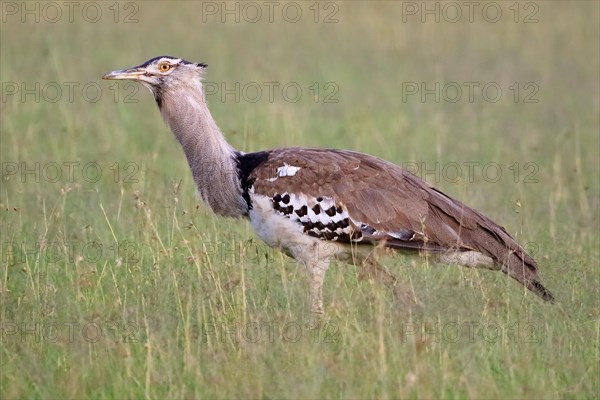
left=158, top=79, right=247, bottom=217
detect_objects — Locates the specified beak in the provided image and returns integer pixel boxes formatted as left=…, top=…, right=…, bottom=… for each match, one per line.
left=102, top=67, right=146, bottom=80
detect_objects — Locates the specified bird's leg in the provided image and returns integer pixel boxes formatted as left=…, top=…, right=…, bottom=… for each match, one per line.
left=310, top=267, right=325, bottom=314
left=308, top=262, right=327, bottom=314
left=359, top=257, right=418, bottom=306
left=359, top=257, right=397, bottom=287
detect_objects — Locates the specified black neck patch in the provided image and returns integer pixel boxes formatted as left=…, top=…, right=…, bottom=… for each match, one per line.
left=236, top=151, right=271, bottom=212
left=155, top=90, right=163, bottom=108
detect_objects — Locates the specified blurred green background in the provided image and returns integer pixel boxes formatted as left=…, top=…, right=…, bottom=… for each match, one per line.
left=1, top=1, right=598, bottom=398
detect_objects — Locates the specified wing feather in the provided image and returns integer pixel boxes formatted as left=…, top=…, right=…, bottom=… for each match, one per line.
left=250, top=148, right=516, bottom=257
left=246, top=147, right=554, bottom=302
left=250, top=147, right=464, bottom=250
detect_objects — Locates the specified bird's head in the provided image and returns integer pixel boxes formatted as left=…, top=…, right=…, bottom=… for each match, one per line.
left=102, top=56, right=207, bottom=101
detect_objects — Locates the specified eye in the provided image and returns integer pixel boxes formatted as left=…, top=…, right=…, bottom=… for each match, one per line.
left=158, top=62, right=171, bottom=72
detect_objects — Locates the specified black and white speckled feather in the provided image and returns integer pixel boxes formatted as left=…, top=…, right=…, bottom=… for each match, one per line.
left=270, top=192, right=354, bottom=241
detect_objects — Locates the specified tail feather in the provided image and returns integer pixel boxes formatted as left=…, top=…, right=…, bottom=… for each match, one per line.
left=498, top=257, right=555, bottom=302
left=428, top=196, right=556, bottom=302
left=529, top=279, right=556, bottom=302
left=475, top=224, right=555, bottom=303
left=400, top=175, right=555, bottom=302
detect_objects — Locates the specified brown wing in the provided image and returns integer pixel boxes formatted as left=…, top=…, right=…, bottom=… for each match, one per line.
left=251, top=147, right=478, bottom=251
left=248, top=147, right=554, bottom=302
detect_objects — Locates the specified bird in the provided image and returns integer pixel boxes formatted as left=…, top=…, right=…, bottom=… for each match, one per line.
left=103, top=56, right=555, bottom=314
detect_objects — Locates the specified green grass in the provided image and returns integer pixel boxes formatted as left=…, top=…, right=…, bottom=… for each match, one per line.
left=1, top=1, right=599, bottom=398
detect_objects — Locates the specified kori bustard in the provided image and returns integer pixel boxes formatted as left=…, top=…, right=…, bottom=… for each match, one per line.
left=103, top=56, right=555, bottom=313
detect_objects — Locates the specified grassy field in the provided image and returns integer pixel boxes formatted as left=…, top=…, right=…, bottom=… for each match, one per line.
left=1, top=1, right=598, bottom=398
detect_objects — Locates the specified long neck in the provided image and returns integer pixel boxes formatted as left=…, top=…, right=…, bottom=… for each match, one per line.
left=158, top=80, right=247, bottom=217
